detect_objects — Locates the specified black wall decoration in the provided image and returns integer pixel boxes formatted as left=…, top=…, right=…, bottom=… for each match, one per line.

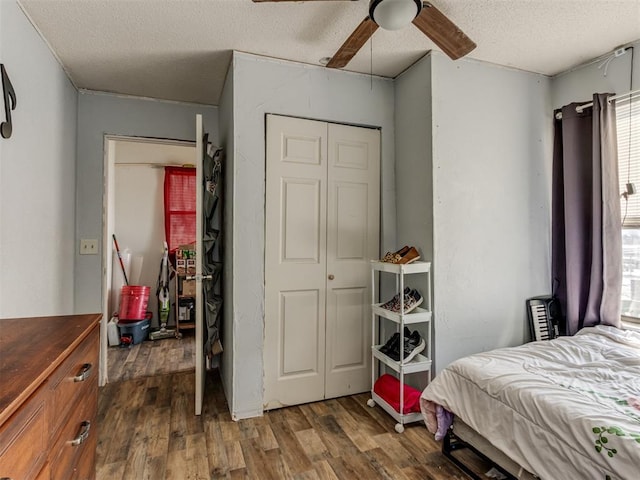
left=1, top=64, right=16, bottom=139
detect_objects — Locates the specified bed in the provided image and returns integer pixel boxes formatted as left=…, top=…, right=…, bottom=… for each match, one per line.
left=420, top=325, right=640, bottom=480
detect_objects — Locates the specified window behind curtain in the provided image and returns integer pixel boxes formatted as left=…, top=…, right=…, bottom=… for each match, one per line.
left=164, top=166, right=196, bottom=256
left=617, top=98, right=640, bottom=322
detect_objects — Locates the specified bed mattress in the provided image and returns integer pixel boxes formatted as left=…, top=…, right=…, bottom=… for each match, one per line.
left=421, top=325, right=640, bottom=480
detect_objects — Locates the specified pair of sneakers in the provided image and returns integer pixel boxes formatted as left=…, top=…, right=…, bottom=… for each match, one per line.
left=380, top=288, right=423, bottom=314
left=379, top=327, right=426, bottom=363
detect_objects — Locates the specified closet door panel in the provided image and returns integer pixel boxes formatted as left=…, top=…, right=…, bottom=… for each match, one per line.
left=329, top=287, right=368, bottom=368
left=335, top=182, right=369, bottom=261
left=281, top=178, right=322, bottom=263
left=281, top=289, right=321, bottom=375
left=264, top=115, right=327, bottom=409
left=325, top=123, right=380, bottom=399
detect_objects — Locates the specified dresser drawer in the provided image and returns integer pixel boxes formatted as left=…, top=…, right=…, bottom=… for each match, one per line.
left=0, top=384, right=48, bottom=480
left=49, top=327, right=99, bottom=441
left=69, top=429, right=97, bottom=480
left=49, top=388, right=97, bottom=480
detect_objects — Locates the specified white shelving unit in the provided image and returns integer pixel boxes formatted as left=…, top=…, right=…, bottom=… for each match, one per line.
left=367, top=260, right=432, bottom=433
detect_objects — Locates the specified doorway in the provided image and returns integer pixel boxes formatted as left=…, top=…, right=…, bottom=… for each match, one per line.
left=102, top=136, right=196, bottom=384
left=263, top=114, right=381, bottom=408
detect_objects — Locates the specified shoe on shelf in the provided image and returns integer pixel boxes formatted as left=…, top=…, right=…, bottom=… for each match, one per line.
left=382, top=289, right=423, bottom=314
left=402, top=330, right=426, bottom=363
left=405, top=289, right=423, bottom=313
left=387, top=330, right=426, bottom=363
left=397, top=246, right=420, bottom=265
left=381, top=246, right=409, bottom=263
left=379, top=327, right=411, bottom=355
left=380, top=287, right=410, bottom=310
left=379, top=333, right=399, bottom=355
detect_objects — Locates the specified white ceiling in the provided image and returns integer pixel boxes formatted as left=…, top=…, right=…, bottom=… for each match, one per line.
left=18, top=0, right=640, bottom=105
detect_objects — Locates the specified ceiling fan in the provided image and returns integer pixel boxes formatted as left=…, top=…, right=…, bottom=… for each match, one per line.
left=252, top=0, right=476, bottom=69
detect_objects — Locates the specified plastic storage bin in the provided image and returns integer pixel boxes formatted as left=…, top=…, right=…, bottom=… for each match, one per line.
left=117, top=318, right=150, bottom=345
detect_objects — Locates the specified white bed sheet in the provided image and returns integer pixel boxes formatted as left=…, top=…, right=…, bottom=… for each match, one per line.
left=421, top=325, right=640, bottom=480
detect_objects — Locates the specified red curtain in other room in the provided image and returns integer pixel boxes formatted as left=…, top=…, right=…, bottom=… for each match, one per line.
left=164, top=166, right=196, bottom=255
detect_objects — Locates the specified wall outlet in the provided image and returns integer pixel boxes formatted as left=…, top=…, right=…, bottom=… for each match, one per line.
left=80, top=239, right=99, bottom=255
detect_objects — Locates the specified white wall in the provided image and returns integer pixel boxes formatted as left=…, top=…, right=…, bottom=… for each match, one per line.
left=228, top=52, right=396, bottom=419
left=112, top=140, right=195, bottom=325
left=74, top=91, right=218, bottom=314
left=429, top=54, right=552, bottom=371
left=218, top=64, right=234, bottom=410
left=393, top=54, right=433, bottom=388
left=552, top=40, right=639, bottom=109
left=0, top=1, right=77, bottom=318
left=395, top=55, right=433, bottom=261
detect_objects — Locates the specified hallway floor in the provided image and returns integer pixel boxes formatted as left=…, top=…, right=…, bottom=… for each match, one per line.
left=107, top=332, right=195, bottom=383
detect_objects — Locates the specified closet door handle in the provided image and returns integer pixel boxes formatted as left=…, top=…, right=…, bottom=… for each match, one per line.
left=328, top=274, right=335, bottom=280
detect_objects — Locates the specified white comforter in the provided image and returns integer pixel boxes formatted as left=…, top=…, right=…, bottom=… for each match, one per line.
left=421, top=325, right=640, bottom=480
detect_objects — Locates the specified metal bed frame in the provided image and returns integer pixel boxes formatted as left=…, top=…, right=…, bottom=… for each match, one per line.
left=442, top=417, right=539, bottom=480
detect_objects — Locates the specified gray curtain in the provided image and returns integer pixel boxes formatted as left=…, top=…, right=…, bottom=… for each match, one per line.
left=552, top=93, right=622, bottom=335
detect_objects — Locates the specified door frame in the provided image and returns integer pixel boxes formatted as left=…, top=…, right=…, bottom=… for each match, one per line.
left=100, top=135, right=196, bottom=387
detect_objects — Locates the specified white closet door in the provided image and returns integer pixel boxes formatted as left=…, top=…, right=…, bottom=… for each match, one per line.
left=324, top=123, right=379, bottom=398
left=264, top=115, right=328, bottom=408
left=264, top=115, right=380, bottom=408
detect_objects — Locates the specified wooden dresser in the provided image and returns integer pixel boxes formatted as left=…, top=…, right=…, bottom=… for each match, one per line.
left=0, top=314, right=101, bottom=480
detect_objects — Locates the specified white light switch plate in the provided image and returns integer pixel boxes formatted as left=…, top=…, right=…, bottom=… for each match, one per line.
left=80, top=238, right=98, bottom=255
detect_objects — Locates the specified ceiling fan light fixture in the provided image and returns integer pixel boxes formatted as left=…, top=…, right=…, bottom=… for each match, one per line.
left=369, top=0, right=422, bottom=31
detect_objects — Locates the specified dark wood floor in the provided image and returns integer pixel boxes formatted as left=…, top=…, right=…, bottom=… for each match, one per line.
left=107, top=332, right=195, bottom=383
left=97, top=369, right=486, bottom=479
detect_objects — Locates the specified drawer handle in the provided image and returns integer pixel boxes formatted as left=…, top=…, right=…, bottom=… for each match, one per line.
left=73, top=363, right=93, bottom=382
left=70, top=420, right=91, bottom=446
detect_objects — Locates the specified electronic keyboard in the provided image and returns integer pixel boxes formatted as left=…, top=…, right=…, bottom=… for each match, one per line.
left=526, top=296, right=562, bottom=341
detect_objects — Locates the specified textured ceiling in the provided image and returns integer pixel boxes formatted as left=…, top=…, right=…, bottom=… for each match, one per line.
left=18, top=0, right=640, bottom=105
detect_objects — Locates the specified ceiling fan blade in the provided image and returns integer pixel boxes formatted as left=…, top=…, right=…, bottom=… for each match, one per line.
left=412, top=1, right=476, bottom=60
left=326, top=17, right=378, bottom=69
